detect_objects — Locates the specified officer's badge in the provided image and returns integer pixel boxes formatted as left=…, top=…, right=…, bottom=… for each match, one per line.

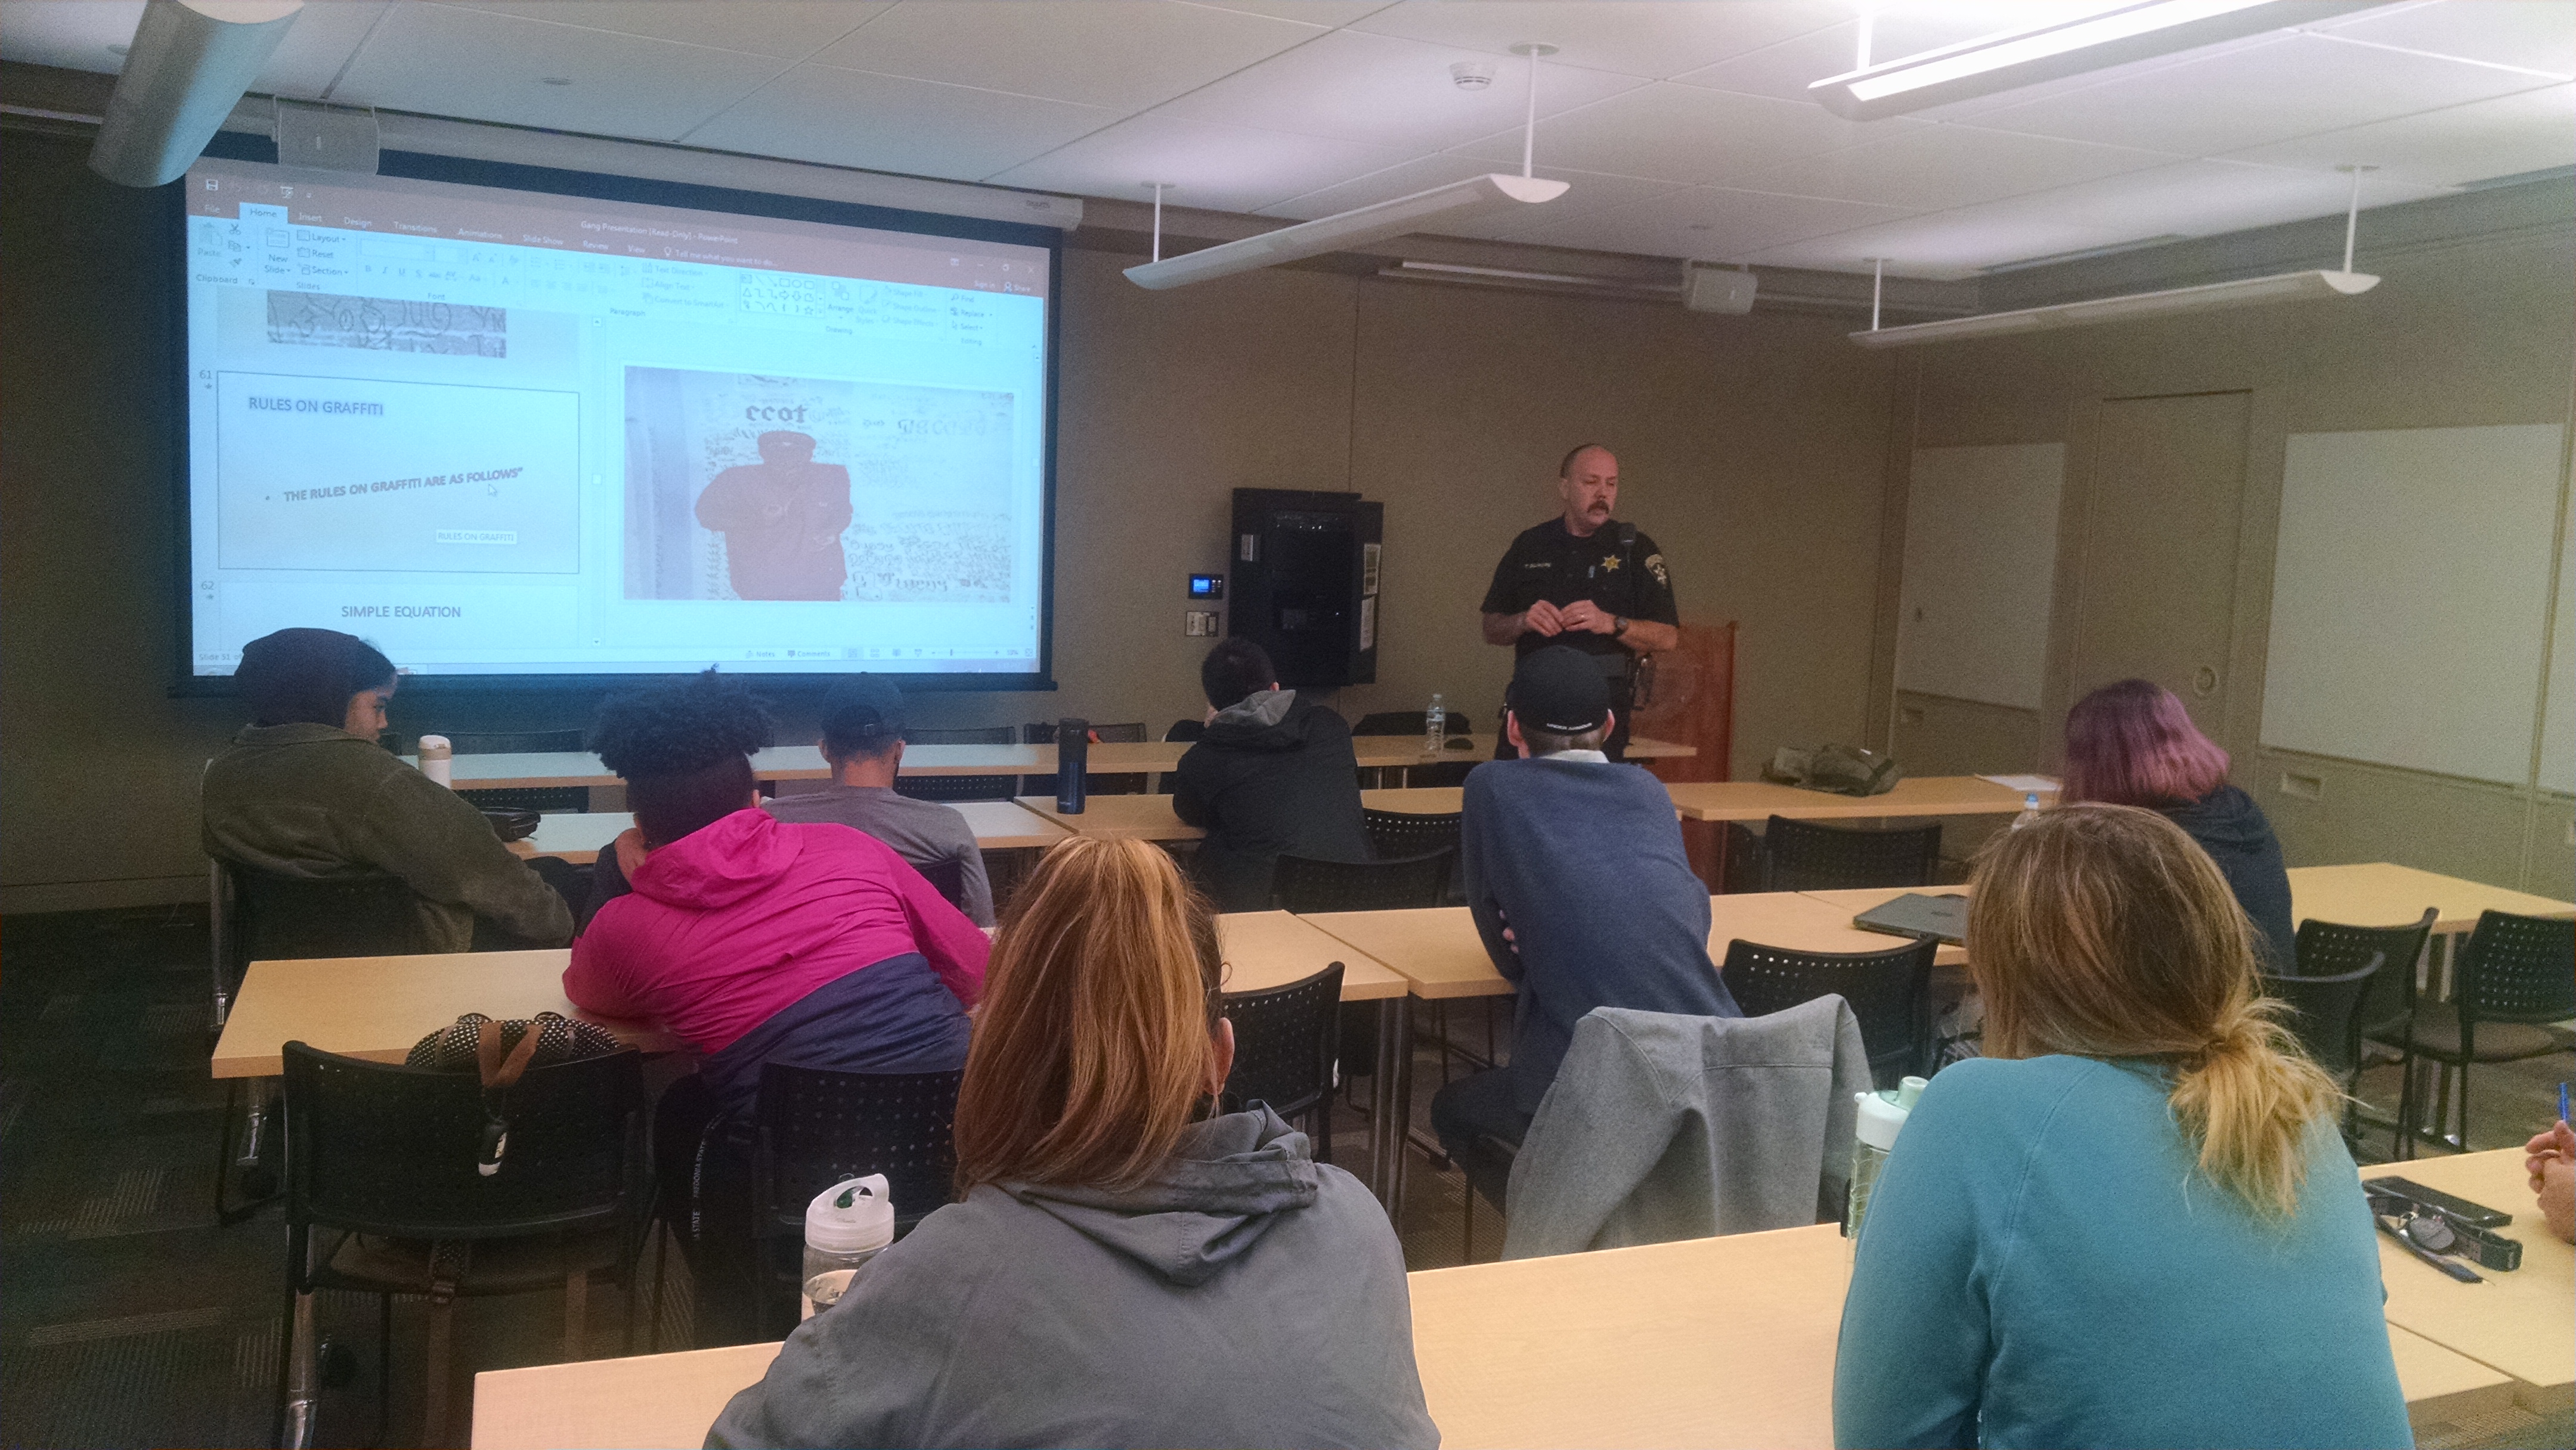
left=1646, top=553, right=1668, bottom=587
left=1600, top=554, right=1621, bottom=572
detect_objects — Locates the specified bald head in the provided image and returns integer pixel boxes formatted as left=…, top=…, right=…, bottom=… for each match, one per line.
left=1556, top=445, right=1618, bottom=538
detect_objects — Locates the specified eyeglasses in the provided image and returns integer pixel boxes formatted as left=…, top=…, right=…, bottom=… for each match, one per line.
left=2368, top=1193, right=2459, bottom=1255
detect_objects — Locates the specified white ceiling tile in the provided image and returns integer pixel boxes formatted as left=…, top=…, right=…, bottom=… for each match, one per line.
left=1255, top=153, right=1682, bottom=239
left=810, top=1, right=1323, bottom=110
left=1963, top=32, right=2559, bottom=154
left=1503, top=182, right=1914, bottom=259
left=1150, top=27, right=1645, bottom=150
left=1183, top=0, right=1397, bottom=24
left=265, top=1, right=386, bottom=100
left=983, top=111, right=1412, bottom=212
left=2219, top=81, right=2576, bottom=188
left=1744, top=208, right=2121, bottom=279
left=1734, top=124, right=2179, bottom=209
left=434, top=1, right=884, bottom=60
left=1345, top=1, right=1848, bottom=79
left=1448, top=81, right=1909, bottom=186
left=0, top=1, right=141, bottom=75
left=1935, top=159, right=2447, bottom=252
left=2313, top=0, right=2576, bottom=79
left=686, top=63, right=1120, bottom=180
left=335, top=4, right=791, bottom=140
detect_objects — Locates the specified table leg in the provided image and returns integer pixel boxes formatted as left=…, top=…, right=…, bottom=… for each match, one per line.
left=280, top=1273, right=318, bottom=1448
left=1368, top=996, right=1411, bottom=1211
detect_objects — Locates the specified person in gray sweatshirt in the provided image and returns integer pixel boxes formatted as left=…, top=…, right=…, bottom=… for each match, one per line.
left=707, top=837, right=1437, bottom=1450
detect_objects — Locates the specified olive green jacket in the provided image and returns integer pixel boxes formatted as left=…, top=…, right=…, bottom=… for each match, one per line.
left=201, top=723, right=572, bottom=951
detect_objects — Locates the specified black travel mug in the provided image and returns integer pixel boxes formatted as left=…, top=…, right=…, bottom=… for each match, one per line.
left=1055, top=717, right=1088, bottom=814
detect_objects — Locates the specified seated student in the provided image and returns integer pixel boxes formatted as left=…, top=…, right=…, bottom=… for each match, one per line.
left=2062, top=677, right=2295, bottom=969
left=202, top=627, right=571, bottom=950
left=564, top=673, right=987, bottom=1124
left=1834, top=804, right=2410, bottom=1450
left=760, top=676, right=994, bottom=925
left=708, top=837, right=1437, bottom=1450
left=1431, top=645, right=1741, bottom=1208
left=1171, top=637, right=1370, bottom=912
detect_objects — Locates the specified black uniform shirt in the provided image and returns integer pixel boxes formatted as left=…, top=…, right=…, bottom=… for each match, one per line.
left=1479, top=518, right=1678, bottom=662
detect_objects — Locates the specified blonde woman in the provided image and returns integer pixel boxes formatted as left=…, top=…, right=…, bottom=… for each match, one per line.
left=710, top=838, right=1436, bottom=1450
left=1834, top=805, right=2408, bottom=1449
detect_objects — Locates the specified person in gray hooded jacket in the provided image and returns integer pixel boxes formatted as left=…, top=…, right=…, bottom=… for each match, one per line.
left=707, top=837, right=1436, bottom=1450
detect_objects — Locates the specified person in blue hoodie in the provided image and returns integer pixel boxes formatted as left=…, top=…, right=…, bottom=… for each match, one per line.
left=1834, top=804, right=2410, bottom=1450
left=708, top=837, right=1436, bottom=1450
left=2061, top=678, right=2296, bottom=969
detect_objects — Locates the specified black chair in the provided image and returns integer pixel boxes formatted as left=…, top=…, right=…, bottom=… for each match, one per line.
left=1022, top=720, right=1148, bottom=795
left=1223, top=962, right=1344, bottom=1164
left=1165, top=720, right=1205, bottom=743
left=210, top=860, right=436, bottom=1224
left=896, top=726, right=1020, bottom=803
left=1720, top=936, right=1938, bottom=1088
left=1272, top=850, right=1451, bottom=913
left=915, top=855, right=968, bottom=912
left=1352, top=711, right=1474, bottom=736
left=748, top=1065, right=963, bottom=1337
left=2382, top=910, right=2576, bottom=1157
left=277, top=1041, right=648, bottom=1448
left=2298, top=908, right=2437, bottom=1055
left=448, top=729, right=591, bottom=814
left=2261, top=958, right=2380, bottom=1145
left=1758, top=815, right=1942, bottom=893
left=1363, top=808, right=1463, bottom=865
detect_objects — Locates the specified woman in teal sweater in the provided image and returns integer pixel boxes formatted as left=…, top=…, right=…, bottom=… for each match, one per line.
left=1834, top=804, right=2410, bottom=1450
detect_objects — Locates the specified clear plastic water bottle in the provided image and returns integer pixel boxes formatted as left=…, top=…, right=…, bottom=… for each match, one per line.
left=2011, top=791, right=2043, bottom=830
left=801, top=1174, right=893, bottom=1320
left=1424, top=693, right=1445, bottom=755
left=1845, top=1076, right=1927, bottom=1241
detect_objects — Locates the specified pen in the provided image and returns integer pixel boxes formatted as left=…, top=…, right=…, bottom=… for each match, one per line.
left=2558, top=1081, right=2567, bottom=1126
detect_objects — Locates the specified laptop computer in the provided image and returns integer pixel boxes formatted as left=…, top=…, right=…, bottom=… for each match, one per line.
left=1852, top=892, right=1970, bottom=946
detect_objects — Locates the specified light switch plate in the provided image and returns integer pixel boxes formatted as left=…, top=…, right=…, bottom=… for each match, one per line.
left=1184, top=610, right=1218, bottom=637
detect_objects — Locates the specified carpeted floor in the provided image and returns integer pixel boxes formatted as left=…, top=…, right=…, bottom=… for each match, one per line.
left=1, top=904, right=2565, bottom=1448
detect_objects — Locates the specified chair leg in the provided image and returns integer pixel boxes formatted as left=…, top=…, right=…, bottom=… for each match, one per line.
left=421, top=1287, right=456, bottom=1450
left=563, top=1270, right=590, bottom=1362
left=374, top=1293, right=393, bottom=1450
left=2392, top=1046, right=2419, bottom=1161
left=1460, top=1179, right=1474, bottom=1267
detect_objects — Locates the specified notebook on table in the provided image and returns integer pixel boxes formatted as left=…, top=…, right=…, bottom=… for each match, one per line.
left=1852, top=892, right=1970, bottom=946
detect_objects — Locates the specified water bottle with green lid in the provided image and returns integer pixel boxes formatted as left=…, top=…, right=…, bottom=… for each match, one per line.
left=802, top=1173, right=893, bottom=1319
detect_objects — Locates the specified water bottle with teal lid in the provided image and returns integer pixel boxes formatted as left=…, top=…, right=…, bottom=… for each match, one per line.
left=1846, top=1075, right=1927, bottom=1241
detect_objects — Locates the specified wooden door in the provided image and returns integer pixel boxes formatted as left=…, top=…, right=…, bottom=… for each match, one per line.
left=2070, top=392, right=2252, bottom=732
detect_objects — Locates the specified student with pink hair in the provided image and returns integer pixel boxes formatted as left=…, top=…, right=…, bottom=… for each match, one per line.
left=2060, top=678, right=2295, bottom=969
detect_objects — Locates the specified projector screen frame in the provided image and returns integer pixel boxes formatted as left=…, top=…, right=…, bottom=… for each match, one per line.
left=169, top=131, right=1063, bottom=698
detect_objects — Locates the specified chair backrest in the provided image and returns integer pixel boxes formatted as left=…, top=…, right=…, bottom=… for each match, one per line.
left=907, top=726, right=1016, bottom=745
left=1222, top=962, right=1343, bottom=1123
left=1719, top=935, right=1937, bottom=1087
left=2294, top=907, right=2434, bottom=1039
left=460, top=785, right=591, bottom=814
left=1362, top=808, right=1463, bottom=866
left=1271, top=850, right=1450, bottom=913
left=2261, top=958, right=2380, bottom=1077
left=2457, top=910, right=2576, bottom=1026
left=442, top=730, right=585, bottom=754
left=1164, top=720, right=1205, bottom=743
left=751, top=1064, right=964, bottom=1238
left=891, top=774, right=1018, bottom=803
left=281, top=1040, right=645, bottom=1238
left=1352, top=710, right=1473, bottom=737
left=1759, top=816, right=1942, bottom=893
left=914, top=855, right=968, bottom=911
left=217, top=860, right=438, bottom=987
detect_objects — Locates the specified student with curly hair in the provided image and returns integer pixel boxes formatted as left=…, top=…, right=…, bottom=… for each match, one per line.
left=1833, top=804, right=2408, bottom=1449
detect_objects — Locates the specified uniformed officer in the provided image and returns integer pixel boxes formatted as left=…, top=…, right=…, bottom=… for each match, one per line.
left=1478, top=444, right=1679, bottom=760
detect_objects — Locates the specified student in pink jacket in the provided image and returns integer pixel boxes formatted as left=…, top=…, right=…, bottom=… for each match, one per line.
left=564, top=673, right=988, bottom=1342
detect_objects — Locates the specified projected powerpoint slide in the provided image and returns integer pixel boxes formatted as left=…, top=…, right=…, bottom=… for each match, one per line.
left=623, top=366, right=1015, bottom=605
left=215, top=370, right=579, bottom=574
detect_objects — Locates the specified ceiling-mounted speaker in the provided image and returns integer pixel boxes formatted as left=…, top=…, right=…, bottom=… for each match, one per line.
left=275, top=98, right=379, bottom=175
left=89, top=0, right=304, bottom=188
left=1682, top=262, right=1758, bottom=315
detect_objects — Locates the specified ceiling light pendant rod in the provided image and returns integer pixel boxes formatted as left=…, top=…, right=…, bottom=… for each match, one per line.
left=1510, top=43, right=1557, bottom=179
left=2336, top=163, right=2372, bottom=274
left=1856, top=10, right=1874, bottom=70
left=1870, top=257, right=1884, bottom=332
left=1147, top=182, right=1166, bottom=264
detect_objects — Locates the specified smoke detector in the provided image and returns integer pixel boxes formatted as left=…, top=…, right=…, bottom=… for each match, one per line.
left=1450, top=60, right=1497, bottom=89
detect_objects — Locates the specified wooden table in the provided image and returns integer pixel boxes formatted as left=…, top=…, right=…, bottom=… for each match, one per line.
left=210, top=949, right=673, bottom=1079
left=2290, top=862, right=2575, bottom=934
left=1796, top=887, right=1971, bottom=968
left=504, top=801, right=1069, bottom=864
left=470, top=1219, right=2515, bottom=1450
left=1361, top=786, right=1465, bottom=815
left=2362, top=1149, right=2574, bottom=1410
left=1666, top=774, right=2041, bottom=823
left=1013, top=793, right=1202, bottom=841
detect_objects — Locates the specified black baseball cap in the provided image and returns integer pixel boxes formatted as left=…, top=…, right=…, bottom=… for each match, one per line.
left=1507, top=646, right=1612, bottom=736
left=820, top=675, right=907, bottom=753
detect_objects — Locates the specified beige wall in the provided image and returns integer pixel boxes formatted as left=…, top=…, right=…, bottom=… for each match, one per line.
left=1890, top=227, right=2576, bottom=894
left=1, top=132, right=1899, bottom=911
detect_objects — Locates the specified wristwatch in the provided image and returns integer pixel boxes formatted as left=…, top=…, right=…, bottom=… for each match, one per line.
left=1612, top=615, right=1629, bottom=639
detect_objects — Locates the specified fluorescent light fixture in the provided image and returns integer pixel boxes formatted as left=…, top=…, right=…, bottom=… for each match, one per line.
left=1809, top=0, right=2370, bottom=121
left=1125, top=173, right=1568, bottom=290
left=91, top=0, right=303, bottom=187
left=1849, top=269, right=2377, bottom=348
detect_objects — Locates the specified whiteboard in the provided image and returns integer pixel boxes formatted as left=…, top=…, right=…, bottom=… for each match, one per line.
left=1897, top=444, right=2064, bottom=711
left=2262, top=425, right=2564, bottom=786
left=2541, top=512, right=2575, bottom=795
